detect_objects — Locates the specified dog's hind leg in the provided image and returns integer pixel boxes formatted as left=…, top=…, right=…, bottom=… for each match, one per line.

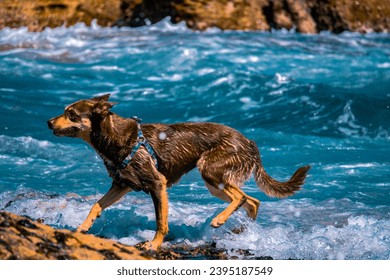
left=243, top=196, right=260, bottom=219
left=205, top=183, right=260, bottom=220
left=76, top=183, right=131, bottom=233
left=208, top=183, right=247, bottom=228
left=198, top=148, right=260, bottom=227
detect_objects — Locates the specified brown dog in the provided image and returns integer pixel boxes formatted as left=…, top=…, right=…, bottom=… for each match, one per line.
left=48, top=94, right=310, bottom=250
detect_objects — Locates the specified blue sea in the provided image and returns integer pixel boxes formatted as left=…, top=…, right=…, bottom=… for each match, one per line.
left=0, top=19, right=389, bottom=260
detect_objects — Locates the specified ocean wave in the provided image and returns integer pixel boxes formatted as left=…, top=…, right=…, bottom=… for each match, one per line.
left=1, top=21, right=388, bottom=140
left=0, top=134, right=91, bottom=162
left=0, top=135, right=105, bottom=193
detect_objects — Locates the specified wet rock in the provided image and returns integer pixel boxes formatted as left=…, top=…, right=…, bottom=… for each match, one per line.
left=0, top=0, right=388, bottom=33
left=118, top=0, right=171, bottom=27
left=0, top=211, right=152, bottom=260
left=118, top=0, right=389, bottom=33
left=307, top=0, right=390, bottom=33
left=0, top=0, right=121, bottom=32
left=151, top=242, right=273, bottom=260
left=170, top=0, right=270, bottom=31
left=155, top=242, right=229, bottom=260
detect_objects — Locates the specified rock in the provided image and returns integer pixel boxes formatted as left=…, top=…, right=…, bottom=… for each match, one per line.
left=307, top=0, right=390, bottom=33
left=171, top=0, right=270, bottom=31
left=286, top=0, right=317, bottom=33
left=117, top=0, right=390, bottom=33
left=155, top=242, right=273, bottom=260
left=118, top=0, right=171, bottom=27
left=262, top=0, right=316, bottom=33
left=0, top=0, right=121, bottom=32
left=117, top=0, right=270, bottom=30
left=0, top=211, right=152, bottom=260
left=0, top=1, right=389, bottom=33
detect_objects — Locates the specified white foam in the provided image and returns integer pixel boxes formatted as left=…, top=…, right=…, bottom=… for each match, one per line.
left=275, top=73, right=291, bottom=84
left=91, top=65, right=126, bottom=72
left=377, top=62, right=390, bottom=68
left=197, top=68, right=215, bottom=76
left=207, top=211, right=390, bottom=260
left=323, top=162, right=379, bottom=170
left=239, top=96, right=260, bottom=110
left=64, top=38, right=86, bottom=48
left=147, top=17, right=190, bottom=33
left=147, top=74, right=183, bottom=82
left=239, top=97, right=252, bottom=103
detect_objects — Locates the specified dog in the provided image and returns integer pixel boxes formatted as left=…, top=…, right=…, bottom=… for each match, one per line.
left=48, top=94, right=310, bottom=250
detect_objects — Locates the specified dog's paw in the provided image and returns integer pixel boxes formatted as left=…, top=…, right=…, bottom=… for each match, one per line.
left=210, top=217, right=226, bottom=228
left=136, top=241, right=160, bottom=252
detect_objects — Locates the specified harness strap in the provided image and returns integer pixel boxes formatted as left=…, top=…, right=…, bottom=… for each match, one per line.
left=119, top=116, right=158, bottom=170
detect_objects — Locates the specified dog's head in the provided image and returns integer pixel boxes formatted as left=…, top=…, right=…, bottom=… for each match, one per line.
left=47, top=94, right=115, bottom=140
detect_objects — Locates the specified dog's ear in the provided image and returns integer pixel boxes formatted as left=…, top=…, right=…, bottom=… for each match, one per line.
left=91, top=94, right=118, bottom=116
left=91, top=93, right=111, bottom=102
left=93, top=100, right=116, bottom=116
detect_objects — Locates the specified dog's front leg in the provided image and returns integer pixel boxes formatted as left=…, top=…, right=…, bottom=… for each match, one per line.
left=76, top=183, right=131, bottom=233
left=143, top=179, right=169, bottom=251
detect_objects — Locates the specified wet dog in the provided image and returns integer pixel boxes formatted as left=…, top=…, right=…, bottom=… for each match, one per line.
left=48, top=94, right=310, bottom=250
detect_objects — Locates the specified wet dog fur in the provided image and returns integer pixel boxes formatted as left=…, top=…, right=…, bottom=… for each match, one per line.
left=48, top=94, right=310, bottom=250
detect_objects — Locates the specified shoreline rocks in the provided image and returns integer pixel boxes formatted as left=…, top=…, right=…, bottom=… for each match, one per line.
left=0, top=0, right=388, bottom=33
left=0, top=0, right=120, bottom=32
left=0, top=211, right=152, bottom=260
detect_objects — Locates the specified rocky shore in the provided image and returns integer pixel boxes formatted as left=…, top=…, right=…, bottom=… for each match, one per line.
left=0, top=211, right=153, bottom=260
left=0, top=0, right=388, bottom=33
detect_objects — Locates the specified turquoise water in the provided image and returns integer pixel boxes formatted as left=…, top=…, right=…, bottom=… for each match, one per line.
left=0, top=20, right=389, bottom=259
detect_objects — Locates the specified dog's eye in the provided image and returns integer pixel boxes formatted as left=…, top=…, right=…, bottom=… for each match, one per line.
left=67, top=110, right=79, bottom=122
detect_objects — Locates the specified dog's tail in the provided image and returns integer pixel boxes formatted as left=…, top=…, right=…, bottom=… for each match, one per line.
left=251, top=141, right=310, bottom=198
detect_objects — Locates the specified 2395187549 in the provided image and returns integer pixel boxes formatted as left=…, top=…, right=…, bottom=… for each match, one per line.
left=209, top=266, right=273, bottom=276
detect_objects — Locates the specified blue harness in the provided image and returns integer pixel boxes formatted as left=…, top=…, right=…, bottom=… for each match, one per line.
left=119, top=116, right=158, bottom=170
